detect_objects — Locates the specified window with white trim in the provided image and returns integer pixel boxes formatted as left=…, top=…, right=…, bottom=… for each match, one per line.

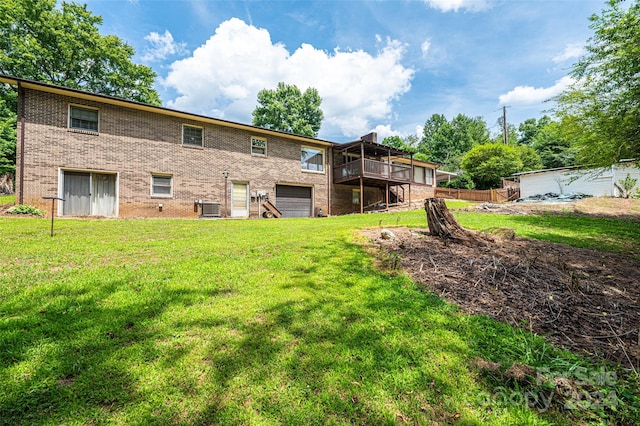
left=151, top=174, right=172, bottom=197
left=182, top=125, right=203, bottom=147
left=301, top=146, right=324, bottom=172
left=69, top=105, right=99, bottom=132
left=251, top=136, right=267, bottom=156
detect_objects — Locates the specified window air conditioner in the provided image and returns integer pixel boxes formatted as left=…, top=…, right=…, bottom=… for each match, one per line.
left=201, top=201, right=221, bottom=217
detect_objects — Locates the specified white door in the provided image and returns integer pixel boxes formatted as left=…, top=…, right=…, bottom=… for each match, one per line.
left=231, top=182, right=249, bottom=217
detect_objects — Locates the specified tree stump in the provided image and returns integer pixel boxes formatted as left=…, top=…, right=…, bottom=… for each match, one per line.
left=424, top=198, right=486, bottom=246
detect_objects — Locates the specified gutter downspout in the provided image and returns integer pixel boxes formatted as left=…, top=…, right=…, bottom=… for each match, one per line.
left=327, top=145, right=332, bottom=216
left=18, top=83, right=25, bottom=205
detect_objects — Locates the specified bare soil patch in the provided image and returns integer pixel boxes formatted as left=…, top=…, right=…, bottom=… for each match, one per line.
left=468, top=197, right=640, bottom=221
left=364, top=227, right=640, bottom=370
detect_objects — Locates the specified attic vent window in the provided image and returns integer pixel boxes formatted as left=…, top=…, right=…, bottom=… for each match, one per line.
left=69, top=105, right=99, bottom=132
left=182, top=125, right=203, bottom=147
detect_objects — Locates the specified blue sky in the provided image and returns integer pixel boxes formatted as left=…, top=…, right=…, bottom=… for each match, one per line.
left=83, top=0, right=605, bottom=142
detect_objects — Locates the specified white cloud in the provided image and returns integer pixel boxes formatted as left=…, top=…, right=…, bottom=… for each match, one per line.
left=371, top=124, right=401, bottom=142
left=551, top=43, right=584, bottom=63
left=163, top=18, right=414, bottom=138
left=498, top=76, right=574, bottom=105
left=421, top=39, right=431, bottom=57
left=141, top=30, right=187, bottom=62
left=423, top=0, right=491, bottom=13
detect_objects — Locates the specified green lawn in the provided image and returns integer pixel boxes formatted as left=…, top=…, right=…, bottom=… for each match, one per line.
left=0, top=194, right=15, bottom=205
left=1, top=211, right=638, bottom=425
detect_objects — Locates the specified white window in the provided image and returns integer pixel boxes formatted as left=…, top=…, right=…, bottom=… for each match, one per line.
left=425, top=168, right=434, bottom=185
left=182, top=125, right=203, bottom=147
left=251, top=137, right=267, bottom=156
left=301, top=146, right=324, bottom=172
left=151, top=174, right=172, bottom=197
left=69, top=105, right=99, bottom=132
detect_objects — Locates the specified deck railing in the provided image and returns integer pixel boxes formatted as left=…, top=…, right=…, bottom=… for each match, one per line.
left=334, top=159, right=412, bottom=183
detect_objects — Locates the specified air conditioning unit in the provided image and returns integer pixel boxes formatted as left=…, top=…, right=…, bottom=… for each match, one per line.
left=201, top=201, right=221, bottom=217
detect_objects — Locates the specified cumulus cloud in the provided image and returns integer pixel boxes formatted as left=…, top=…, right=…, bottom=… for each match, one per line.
left=423, top=0, right=491, bottom=13
left=551, top=43, right=584, bottom=63
left=371, top=124, right=402, bottom=142
left=162, top=18, right=414, bottom=138
left=142, top=30, right=188, bottom=62
left=498, top=76, right=574, bottom=105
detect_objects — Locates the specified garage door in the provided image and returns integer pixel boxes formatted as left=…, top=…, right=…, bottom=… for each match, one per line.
left=276, top=185, right=312, bottom=218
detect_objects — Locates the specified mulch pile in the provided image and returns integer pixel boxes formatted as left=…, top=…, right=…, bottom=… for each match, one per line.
left=365, top=227, right=640, bottom=370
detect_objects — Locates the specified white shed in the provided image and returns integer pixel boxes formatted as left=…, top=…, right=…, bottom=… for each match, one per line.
left=513, top=161, right=639, bottom=198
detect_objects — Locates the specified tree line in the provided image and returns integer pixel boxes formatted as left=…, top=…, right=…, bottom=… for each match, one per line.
left=381, top=114, right=574, bottom=190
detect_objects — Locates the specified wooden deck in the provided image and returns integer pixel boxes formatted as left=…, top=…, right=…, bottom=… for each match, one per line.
left=333, top=159, right=412, bottom=186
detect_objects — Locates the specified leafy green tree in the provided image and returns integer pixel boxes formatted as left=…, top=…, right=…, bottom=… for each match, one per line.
left=0, top=96, right=16, bottom=176
left=0, top=0, right=162, bottom=177
left=492, top=117, right=519, bottom=145
left=515, top=145, right=543, bottom=171
left=518, top=115, right=552, bottom=145
left=252, top=82, right=323, bottom=138
left=461, top=143, right=525, bottom=190
left=531, top=120, right=576, bottom=169
left=555, top=0, right=640, bottom=167
left=418, top=113, right=489, bottom=171
left=381, top=135, right=419, bottom=153
left=0, top=0, right=161, bottom=105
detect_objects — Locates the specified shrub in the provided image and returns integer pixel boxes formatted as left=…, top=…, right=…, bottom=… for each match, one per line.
left=440, top=174, right=475, bottom=189
left=7, top=204, right=44, bottom=216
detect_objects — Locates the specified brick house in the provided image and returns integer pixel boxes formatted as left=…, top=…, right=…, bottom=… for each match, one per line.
left=2, top=75, right=436, bottom=218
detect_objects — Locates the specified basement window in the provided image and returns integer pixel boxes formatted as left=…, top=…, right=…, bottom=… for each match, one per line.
left=151, top=174, right=173, bottom=197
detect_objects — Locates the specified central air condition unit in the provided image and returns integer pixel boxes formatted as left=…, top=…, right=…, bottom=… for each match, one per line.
left=201, top=201, right=221, bottom=217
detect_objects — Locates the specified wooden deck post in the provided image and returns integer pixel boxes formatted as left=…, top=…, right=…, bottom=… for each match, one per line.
left=385, top=182, right=389, bottom=211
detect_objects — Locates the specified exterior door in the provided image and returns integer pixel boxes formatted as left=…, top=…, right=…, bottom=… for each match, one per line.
left=62, top=171, right=117, bottom=216
left=63, top=172, right=91, bottom=216
left=92, top=173, right=117, bottom=216
left=231, top=182, right=249, bottom=217
left=276, top=185, right=312, bottom=218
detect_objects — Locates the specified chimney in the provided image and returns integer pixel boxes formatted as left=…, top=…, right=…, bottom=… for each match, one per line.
left=361, top=132, right=378, bottom=144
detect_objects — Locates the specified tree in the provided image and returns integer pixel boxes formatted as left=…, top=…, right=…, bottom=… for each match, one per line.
left=252, top=82, right=323, bottom=138
left=418, top=113, right=490, bottom=171
left=492, top=117, right=519, bottom=145
left=0, top=96, right=16, bottom=176
left=0, top=0, right=162, bottom=178
left=555, top=0, right=640, bottom=167
left=518, top=115, right=552, bottom=146
left=381, top=135, right=418, bottom=152
left=461, top=143, right=540, bottom=190
left=531, top=120, right=576, bottom=168
left=0, top=0, right=161, bottom=105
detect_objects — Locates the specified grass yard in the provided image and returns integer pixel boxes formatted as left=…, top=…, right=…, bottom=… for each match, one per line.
left=0, top=194, right=15, bottom=206
left=1, top=210, right=638, bottom=425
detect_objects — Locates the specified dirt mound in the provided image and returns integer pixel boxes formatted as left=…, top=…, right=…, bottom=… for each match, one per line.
left=365, top=227, right=640, bottom=370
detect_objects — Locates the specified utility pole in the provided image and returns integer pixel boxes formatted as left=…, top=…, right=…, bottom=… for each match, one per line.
left=502, top=105, right=508, bottom=145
